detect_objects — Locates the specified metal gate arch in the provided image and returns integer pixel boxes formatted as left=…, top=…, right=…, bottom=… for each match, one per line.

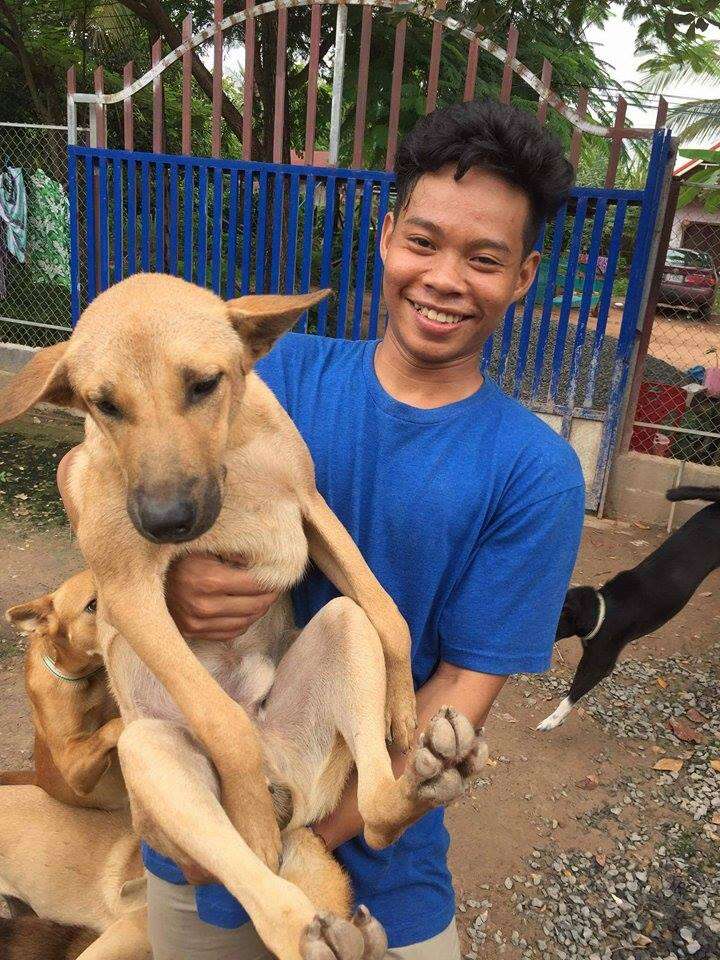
left=65, top=0, right=675, bottom=511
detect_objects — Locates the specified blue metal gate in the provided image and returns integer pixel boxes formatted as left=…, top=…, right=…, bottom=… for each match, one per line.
left=67, top=128, right=673, bottom=509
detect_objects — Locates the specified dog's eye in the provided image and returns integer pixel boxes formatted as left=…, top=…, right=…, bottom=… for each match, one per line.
left=189, top=374, right=222, bottom=403
left=95, top=398, right=122, bottom=419
left=84, top=598, right=97, bottom=614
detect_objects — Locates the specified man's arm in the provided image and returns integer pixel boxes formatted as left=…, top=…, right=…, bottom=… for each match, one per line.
left=313, top=662, right=506, bottom=851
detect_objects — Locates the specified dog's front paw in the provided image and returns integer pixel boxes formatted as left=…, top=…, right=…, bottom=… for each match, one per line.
left=385, top=669, right=417, bottom=753
left=222, top=781, right=282, bottom=873
left=406, top=706, right=488, bottom=806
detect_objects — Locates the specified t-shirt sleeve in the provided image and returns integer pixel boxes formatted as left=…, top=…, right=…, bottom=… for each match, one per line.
left=438, top=483, right=585, bottom=675
left=255, top=333, right=297, bottom=412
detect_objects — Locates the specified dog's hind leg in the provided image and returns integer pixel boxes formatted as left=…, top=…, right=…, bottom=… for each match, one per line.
left=262, top=598, right=487, bottom=853
left=118, top=718, right=368, bottom=960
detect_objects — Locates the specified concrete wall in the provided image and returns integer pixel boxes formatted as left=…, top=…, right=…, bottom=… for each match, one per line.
left=604, top=451, right=720, bottom=529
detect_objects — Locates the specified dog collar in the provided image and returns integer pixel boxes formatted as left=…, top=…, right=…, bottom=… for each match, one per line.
left=42, top=655, right=103, bottom=683
left=582, top=592, right=606, bottom=642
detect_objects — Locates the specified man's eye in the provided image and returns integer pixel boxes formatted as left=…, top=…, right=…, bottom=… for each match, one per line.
left=189, top=374, right=222, bottom=403
left=95, top=398, right=122, bottom=418
left=84, top=598, right=97, bottom=614
left=410, top=236, right=433, bottom=249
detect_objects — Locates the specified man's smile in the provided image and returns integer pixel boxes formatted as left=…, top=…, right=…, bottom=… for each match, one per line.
left=408, top=299, right=472, bottom=328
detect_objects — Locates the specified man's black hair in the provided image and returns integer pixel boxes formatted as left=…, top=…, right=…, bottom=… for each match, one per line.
left=393, top=99, right=575, bottom=256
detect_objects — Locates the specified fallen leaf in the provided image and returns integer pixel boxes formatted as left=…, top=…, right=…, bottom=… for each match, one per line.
left=653, top=758, right=683, bottom=772
left=633, top=521, right=651, bottom=530
left=686, top=708, right=708, bottom=723
left=711, top=760, right=720, bottom=773
left=712, top=812, right=720, bottom=826
left=631, top=539, right=649, bottom=546
left=485, top=758, right=498, bottom=767
left=595, top=853, right=607, bottom=867
left=650, top=746, right=666, bottom=754
left=699, top=591, right=713, bottom=598
left=498, top=712, right=517, bottom=723
left=576, top=774, right=599, bottom=789
left=668, top=717, right=706, bottom=744
left=656, top=677, right=668, bottom=689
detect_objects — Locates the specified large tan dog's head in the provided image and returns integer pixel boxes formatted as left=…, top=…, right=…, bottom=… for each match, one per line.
left=6, top=570, right=100, bottom=672
left=0, top=275, right=329, bottom=543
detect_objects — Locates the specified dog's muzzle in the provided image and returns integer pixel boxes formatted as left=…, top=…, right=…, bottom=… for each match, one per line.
left=128, top=479, right=222, bottom=544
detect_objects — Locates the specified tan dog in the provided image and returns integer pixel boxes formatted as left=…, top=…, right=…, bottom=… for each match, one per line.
left=2, top=571, right=126, bottom=810
left=0, top=274, right=485, bottom=960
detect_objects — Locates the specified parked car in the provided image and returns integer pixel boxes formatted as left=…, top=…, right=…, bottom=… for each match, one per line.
left=658, top=247, right=717, bottom=321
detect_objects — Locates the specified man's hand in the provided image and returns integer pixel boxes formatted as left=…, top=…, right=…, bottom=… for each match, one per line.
left=165, top=555, right=279, bottom=641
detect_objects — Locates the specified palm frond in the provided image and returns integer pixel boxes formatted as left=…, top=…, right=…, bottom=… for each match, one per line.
left=668, top=98, right=720, bottom=142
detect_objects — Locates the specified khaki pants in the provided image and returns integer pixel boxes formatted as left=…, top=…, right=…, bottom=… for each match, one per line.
left=146, top=872, right=462, bottom=960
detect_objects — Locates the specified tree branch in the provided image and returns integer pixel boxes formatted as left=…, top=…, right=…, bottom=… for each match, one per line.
left=0, top=0, right=55, bottom=122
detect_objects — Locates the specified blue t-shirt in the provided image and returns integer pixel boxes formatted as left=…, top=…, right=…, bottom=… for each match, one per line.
left=143, top=333, right=585, bottom=946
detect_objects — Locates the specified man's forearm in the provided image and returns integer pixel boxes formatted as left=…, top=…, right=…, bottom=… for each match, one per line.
left=314, top=663, right=506, bottom=850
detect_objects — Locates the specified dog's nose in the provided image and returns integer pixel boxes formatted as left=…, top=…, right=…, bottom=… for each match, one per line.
left=136, top=495, right=197, bottom=543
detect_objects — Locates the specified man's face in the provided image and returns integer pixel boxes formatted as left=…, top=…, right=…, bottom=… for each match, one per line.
left=380, top=164, right=540, bottom=367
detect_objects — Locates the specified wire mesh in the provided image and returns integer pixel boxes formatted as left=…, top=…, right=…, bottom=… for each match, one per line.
left=631, top=185, right=720, bottom=467
left=0, top=124, right=80, bottom=347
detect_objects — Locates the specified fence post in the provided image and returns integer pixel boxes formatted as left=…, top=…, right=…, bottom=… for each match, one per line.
left=618, top=174, right=680, bottom=455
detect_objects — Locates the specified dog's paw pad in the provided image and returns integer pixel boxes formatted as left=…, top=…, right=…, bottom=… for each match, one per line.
left=407, top=706, right=487, bottom=808
left=300, top=912, right=365, bottom=960
left=352, top=905, right=388, bottom=960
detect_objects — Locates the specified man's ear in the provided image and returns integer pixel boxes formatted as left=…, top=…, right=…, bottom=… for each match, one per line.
left=226, top=289, right=331, bottom=369
left=6, top=595, right=53, bottom=634
left=0, top=341, right=79, bottom=426
left=512, top=250, right=541, bottom=303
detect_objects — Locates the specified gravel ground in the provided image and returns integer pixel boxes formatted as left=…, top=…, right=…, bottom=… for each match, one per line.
left=456, top=653, right=720, bottom=960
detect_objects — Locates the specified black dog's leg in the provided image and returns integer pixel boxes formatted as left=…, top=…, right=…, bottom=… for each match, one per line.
left=537, top=647, right=617, bottom=732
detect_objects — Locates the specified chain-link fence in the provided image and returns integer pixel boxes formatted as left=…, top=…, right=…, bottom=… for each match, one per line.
left=630, top=183, right=720, bottom=467
left=0, top=122, right=79, bottom=348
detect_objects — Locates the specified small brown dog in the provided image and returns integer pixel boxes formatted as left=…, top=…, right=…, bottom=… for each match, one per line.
left=2, top=570, right=126, bottom=810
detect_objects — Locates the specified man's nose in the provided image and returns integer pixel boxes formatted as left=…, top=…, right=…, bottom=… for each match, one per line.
left=423, top=252, right=465, bottom=295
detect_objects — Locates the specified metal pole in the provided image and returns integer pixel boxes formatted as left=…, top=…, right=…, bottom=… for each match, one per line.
left=328, top=2, right=347, bottom=166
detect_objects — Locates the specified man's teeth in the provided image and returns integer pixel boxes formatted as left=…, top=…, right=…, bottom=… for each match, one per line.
left=412, top=302, right=465, bottom=325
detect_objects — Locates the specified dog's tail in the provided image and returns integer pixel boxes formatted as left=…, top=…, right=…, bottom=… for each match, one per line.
left=666, top=485, right=720, bottom=503
left=0, top=770, right=35, bottom=786
left=0, top=916, right=96, bottom=960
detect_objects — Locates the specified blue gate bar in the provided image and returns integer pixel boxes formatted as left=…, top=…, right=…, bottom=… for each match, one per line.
left=211, top=166, right=224, bottom=293
left=112, top=157, right=123, bottom=284
left=352, top=179, right=375, bottom=340
left=255, top=170, right=268, bottom=294
left=240, top=170, right=253, bottom=296
left=226, top=168, right=240, bottom=299
left=197, top=166, right=208, bottom=287
left=269, top=172, right=284, bottom=293
left=140, top=160, right=151, bottom=272
left=169, top=163, right=179, bottom=276
left=127, top=158, right=137, bottom=275
left=297, top=174, right=317, bottom=332
left=182, top=163, right=193, bottom=282
left=284, top=174, right=301, bottom=296
left=83, top=153, right=96, bottom=303
left=368, top=181, right=391, bottom=340
left=67, top=148, right=80, bottom=323
left=98, top=156, right=109, bottom=292
left=318, top=177, right=338, bottom=335
left=155, top=161, right=165, bottom=274
left=336, top=178, right=358, bottom=339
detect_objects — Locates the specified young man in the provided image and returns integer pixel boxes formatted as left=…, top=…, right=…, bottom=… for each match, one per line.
left=62, top=100, right=585, bottom=959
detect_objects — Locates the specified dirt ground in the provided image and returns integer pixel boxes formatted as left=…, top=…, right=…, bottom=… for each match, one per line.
left=0, top=424, right=718, bottom=959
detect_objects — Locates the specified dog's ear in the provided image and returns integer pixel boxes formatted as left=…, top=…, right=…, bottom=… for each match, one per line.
left=0, top=341, right=79, bottom=425
left=226, top=289, right=331, bottom=369
left=5, top=595, right=53, bottom=634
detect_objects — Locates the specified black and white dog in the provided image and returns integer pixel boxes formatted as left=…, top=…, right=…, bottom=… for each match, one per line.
left=538, top=486, right=720, bottom=731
